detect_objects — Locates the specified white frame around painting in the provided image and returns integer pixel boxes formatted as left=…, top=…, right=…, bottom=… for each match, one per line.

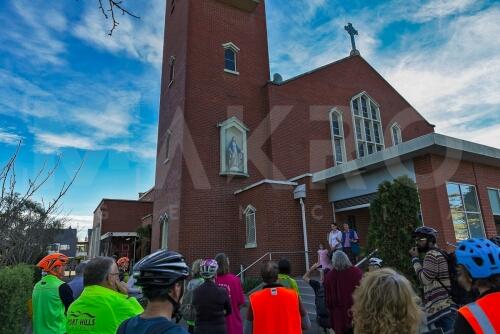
left=218, top=116, right=249, bottom=177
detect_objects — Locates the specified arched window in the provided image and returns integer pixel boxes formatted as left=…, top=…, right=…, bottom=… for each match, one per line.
left=391, top=123, right=402, bottom=146
left=244, top=205, right=257, bottom=248
left=351, top=92, right=384, bottom=158
left=329, top=109, right=346, bottom=165
left=222, top=42, right=240, bottom=74
left=168, top=56, right=175, bottom=86
left=159, top=213, right=169, bottom=249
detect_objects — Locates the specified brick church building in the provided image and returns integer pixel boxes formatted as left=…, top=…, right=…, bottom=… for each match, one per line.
left=151, top=0, right=500, bottom=273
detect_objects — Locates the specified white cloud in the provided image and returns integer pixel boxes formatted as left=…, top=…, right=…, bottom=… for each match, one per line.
left=0, top=1, right=67, bottom=65
left=73, top=93, right=140, bottom=139
left=64, top=215, right=94, bottom=241
left=72, top=2, right=165, bottom=66
left=0, top=128, right=22, bottom=145
left=413, top=0, right=478, bottom=22
left=381, top=5, right=500, bottom=148
left=33, top=131, right=97, bottom=153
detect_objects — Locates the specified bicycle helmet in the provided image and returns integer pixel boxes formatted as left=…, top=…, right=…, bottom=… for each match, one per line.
left=368, top=257, right=383, bottom=267
left=200, top=259, right=218, bottom=279
left=117, top=257, right=130, bottom=270
left=490, top=236, right=500, bottom=247
left=412, top=226, right=438, bottom=242
left=37, top=253, right=69, bottom=275
left=456, top=238, right=500, bottom=279
left=133, top=250, right=189, bottom=287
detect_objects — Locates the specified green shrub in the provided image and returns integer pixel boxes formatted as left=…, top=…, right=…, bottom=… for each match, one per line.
left=242, top=276, right=263, bottom=293
left=0, top=265, right=35, bottom=334
left=367, top=175, right=421, bottom=282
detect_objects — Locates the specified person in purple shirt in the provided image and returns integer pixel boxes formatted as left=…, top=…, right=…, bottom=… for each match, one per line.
left=341, top=223, right=359, bottom=263
left=215, top=253, right=245, bottom=334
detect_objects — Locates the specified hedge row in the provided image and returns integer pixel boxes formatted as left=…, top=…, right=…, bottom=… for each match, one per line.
left=0, top=265, right=35, bottom=334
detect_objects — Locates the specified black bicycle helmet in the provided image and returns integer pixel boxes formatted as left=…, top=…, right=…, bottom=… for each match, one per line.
left=133, top=249, right=189, bottom=287
left=412, top=226, right=438, bottom=242
left=490, top=236, right=500, bottom=247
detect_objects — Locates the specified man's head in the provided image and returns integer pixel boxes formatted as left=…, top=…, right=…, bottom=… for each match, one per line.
left=261, top=261, right=279, bottom=284
left=134, top=250, right=189, bottom=307
left=83, top=257, right=120, bottom=291
left=37, top=253, right=69, bottom=279
left=278, top=258, right=291, bottom=275
left=343, top=223, right=349, bottom=231
left=412, top=226, right=438, bottom=252
left=75, top=261, right=88, bottom=276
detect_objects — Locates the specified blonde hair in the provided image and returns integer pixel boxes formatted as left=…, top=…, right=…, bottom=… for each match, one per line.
left=352, top=268, right=423, bottom=334
left=191, top=259, right=202, bottom=278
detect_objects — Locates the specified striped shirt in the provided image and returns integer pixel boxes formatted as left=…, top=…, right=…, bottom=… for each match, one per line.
left=412, top=248, right=456, bottom=324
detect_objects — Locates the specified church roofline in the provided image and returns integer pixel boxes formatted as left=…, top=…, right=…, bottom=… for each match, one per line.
left=269, top=54, right=435, bottom=129
left=234, top=179, right=298, bottom=195
left=312, top=133, right=500, bottom=184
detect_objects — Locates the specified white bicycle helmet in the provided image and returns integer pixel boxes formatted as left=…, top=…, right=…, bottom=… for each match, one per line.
left=368, top=257, right=383, bottom=267
left=200, top=259, right=218, bottom=279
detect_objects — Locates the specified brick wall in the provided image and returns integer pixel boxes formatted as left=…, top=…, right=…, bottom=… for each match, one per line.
left=414, top=154, right=499, bottom=249
left=96, top=200, right=153, bottom=234
left=267, top=55, right=435, bottom=179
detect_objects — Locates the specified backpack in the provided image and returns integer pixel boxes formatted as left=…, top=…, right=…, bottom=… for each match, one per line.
left=314, top=284, right=331, bottom=329
left=179, top=286, right=197, bottom=322
left=434, top=249, right=477, bottom=307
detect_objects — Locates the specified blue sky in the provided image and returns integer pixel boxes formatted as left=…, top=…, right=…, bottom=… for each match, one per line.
left=1, top=0, right=499, bottom=239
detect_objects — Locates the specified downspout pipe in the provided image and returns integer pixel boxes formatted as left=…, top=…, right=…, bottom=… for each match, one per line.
left=299, top=197, right=310, bottom=271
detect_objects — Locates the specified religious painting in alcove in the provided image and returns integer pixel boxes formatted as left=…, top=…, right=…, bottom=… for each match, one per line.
left=218, top=116, right=249, bottom=177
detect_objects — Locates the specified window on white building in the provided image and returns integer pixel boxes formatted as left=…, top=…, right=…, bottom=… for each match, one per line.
left=446, top=182, right=485, bottom=241
left=391, top=123, right=402, bottom=146
left=487, top=188, right=500, bottom=234
left=329, top=109, right=346, bottom=165
left=351, top=93, right=384, bottom=158
left=222, top=42, right=240, bottom=74
left=244, top=205, right=256, bottom=248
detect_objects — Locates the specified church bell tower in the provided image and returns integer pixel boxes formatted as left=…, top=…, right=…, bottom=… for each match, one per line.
left=152, top=0, right=271, bottom=262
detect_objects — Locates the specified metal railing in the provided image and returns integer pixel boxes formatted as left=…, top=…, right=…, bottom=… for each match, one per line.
left=238, top=248, right=379, bottom=282
left=237, top=250, right=312, bottom=282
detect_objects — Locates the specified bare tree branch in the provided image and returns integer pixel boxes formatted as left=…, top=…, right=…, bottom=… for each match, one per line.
left=97, top=0, right=140, bottom=36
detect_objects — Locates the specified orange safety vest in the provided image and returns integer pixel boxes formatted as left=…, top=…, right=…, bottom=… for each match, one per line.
left=458, top=292, right=500, bottom=334
left=249, top=286, right=302, bottom=334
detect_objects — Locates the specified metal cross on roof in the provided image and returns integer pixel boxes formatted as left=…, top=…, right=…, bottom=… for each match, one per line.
left=344, top=23, right=360, bottom=56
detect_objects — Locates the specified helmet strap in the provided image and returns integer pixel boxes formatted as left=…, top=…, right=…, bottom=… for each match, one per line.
left=166, top=282, right=184, bottom=323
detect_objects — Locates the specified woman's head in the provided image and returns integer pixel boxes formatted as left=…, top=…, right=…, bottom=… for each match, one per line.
left=352, top=268, right=423, bottom=334
left=331, top=251, right=352, bottom=271
left=191, top=259, right=202, bottom=279
left=215, top=253, right=230, bottom=275
left=319, top=243, right=324, bottom=250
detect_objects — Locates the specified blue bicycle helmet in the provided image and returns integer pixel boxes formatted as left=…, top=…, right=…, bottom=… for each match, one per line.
left=455, top=238, right=500, bottom=279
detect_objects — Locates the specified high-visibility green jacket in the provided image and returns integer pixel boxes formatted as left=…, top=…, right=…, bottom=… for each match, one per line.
left=66, top=285, right=143, bottom=333
left=32, top=275, right=66, bottom=334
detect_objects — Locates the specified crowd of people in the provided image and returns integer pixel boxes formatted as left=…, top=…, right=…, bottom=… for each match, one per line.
left=30, top=223, right=500, bottom=334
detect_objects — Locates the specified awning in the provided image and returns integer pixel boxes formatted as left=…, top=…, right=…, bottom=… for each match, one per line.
left=100, top=232, right=138, bottom=240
